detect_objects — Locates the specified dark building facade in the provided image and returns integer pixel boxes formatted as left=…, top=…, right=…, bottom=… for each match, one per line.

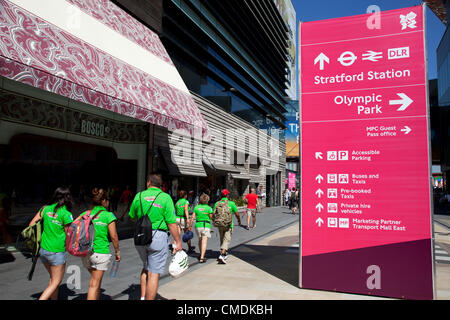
left=115, top=0, right=292, bottom=206
left=159, top=0, right=289, bottom=134
left=116, top=0, right=290, bottom=134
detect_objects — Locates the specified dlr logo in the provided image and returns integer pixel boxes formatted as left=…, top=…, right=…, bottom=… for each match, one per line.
left=366, top=265, right=381, bottom=290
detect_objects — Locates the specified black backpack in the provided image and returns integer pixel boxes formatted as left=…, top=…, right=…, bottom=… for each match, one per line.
left=134, top=192, right=163, bottom=246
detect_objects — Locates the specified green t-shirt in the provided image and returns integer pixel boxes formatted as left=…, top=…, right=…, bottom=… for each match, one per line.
left=213, top=198, right=238, bottom=229
left=40, top=203, right=73, bottom=253
left=129, top=187, right=176, bottom=231
left=193, top=204, right=213, bottom=229
left=175, top=198, right=189, bottom=218
left=80, top=206, right=116, bottom=254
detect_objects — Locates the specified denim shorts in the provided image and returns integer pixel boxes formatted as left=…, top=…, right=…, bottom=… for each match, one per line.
left=40, top=248, right=66, bottom=266
left=136, top=230, right=169, bottom=274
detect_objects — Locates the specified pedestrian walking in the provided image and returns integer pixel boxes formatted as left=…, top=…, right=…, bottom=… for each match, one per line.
left=80, top=188, right=120, bottom=300
left=244, top=188, right=261, bottom=230
left=118, top=185, right=133, bottom=221
left=28, top=187, right=74, bottom=300
left=192, top=194, right=213, bottom=263
left=110, top=185, right=120, bottom=213
left=290, top=188, right=299, bottom=214
left=213, top=189, right=241, bottom=264
left=175, top=190, right=195, bottom=253
left=129, top=173, right=182, bottom=300
left=284, top=188, right=290, bottom=207
left=187, top=190, right=195, bottom=209
left=257, top=185, right=264, bottom=209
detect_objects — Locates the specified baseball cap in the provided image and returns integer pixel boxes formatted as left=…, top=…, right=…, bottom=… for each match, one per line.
left=182, top=230, right=194, bottom=243
left=222, top=189, right=230, bottom=196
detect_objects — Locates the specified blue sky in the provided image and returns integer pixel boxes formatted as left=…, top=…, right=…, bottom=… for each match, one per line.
left=292, top=0, right=447, bottom=80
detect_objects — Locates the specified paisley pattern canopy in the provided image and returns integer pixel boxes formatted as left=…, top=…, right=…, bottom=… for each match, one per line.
left=0, top=0, right=210, bottom=140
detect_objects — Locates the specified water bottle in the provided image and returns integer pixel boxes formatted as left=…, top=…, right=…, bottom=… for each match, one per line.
left=110, top=260, right=120, bottom=278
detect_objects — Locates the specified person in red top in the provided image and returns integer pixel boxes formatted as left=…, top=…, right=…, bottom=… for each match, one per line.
left=244, top=188, right=260, bottom=230
left=118, top=186, right=133, bottom=221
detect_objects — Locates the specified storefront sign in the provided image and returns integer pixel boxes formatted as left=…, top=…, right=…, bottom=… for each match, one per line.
left=0, top=92, right=147, bottom=143
left=300, top=5, right=434, bottom=299
left=288, top=172, right=296, bottom=189
left=81, top=120, right=110, bottom=138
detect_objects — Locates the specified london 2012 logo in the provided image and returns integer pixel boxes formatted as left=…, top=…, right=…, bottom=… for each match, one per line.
left=399, top=12, right=417, bottom=30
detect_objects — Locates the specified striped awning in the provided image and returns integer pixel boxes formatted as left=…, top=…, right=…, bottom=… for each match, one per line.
left=0, top=0, right=210, bottom=140
left=230, top=173, right=251, bottom=180
left=160, top=146, right=207, bottom=177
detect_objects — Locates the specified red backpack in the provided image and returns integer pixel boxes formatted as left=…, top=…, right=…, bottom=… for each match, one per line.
left=66, top=210, right=103, bottom=257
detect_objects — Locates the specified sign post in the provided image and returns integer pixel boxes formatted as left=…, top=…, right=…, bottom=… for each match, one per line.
left=299, top=5, right=435, bottom=299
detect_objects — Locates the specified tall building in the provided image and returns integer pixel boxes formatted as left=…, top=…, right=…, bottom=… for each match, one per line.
left=0, top=0, right=293, bottom=247
left=425, top=0, right=449, bottom=192
left=436, top=2, right=450, bottom=107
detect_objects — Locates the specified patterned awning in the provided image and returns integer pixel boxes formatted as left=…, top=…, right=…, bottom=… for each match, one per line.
left=0, top=0, right=210, bottom=140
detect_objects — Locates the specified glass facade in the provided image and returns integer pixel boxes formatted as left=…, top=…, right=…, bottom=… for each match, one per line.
left=438, top=25, right=450, bottom=106
left=162, top=0, right=289, bottom=141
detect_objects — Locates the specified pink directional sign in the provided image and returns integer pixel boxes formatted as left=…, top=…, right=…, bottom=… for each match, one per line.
left=289, top=172, right=296, bottom=189
left=300, top=5, right=434, bottom=299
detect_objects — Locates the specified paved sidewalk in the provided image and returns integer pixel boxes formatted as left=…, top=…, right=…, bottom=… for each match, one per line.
left=158, top=220, right=450, bottom=300
left=157, top=223, right=388, bottom=300
left=1, top=208, right=448, bottom=300
left=0, top=206, right=298, bottom=300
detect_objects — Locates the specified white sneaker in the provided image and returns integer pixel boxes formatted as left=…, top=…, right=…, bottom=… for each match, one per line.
left=218, top=255, right=227, bottom=264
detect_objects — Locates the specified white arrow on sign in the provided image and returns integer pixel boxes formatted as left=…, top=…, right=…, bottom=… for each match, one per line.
left=316, top=217, right=324, bottom=227
left=315, top=189, right=324, bottom=198
left=401, top=126, right=412, bottom=135
left=315, top=152, right=323, bottom=160
left=315, top=174, right=324, bottom=184
left=389, top=93, right=413, bottom=111
left=315, top=203, right=324, bottom=212
left=314, top=53, right=329, bottom=70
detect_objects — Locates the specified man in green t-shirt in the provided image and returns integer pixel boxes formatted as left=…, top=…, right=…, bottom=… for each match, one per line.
left=129, top=173, right=182, bottom=300
left=213, top=189, right=241, bottom=264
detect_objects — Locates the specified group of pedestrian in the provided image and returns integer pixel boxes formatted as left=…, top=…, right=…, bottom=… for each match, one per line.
left=173, top=188, right=244, bottom=265
left=29, top=187, right=120, bottom=300
left=27, top=173, right=265, bottom=300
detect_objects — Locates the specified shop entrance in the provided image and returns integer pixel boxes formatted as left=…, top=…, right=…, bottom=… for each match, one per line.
left=0, top=134, right=138, bottom=243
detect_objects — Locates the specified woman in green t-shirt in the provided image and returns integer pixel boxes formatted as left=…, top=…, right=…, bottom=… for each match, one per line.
left=80, top=188, right=120, bottom=300
left=192, top=194, right=213, bottom=263
left=28, top=187, right=74, bottom=300
left=175, top=190, right=195, bottom=253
